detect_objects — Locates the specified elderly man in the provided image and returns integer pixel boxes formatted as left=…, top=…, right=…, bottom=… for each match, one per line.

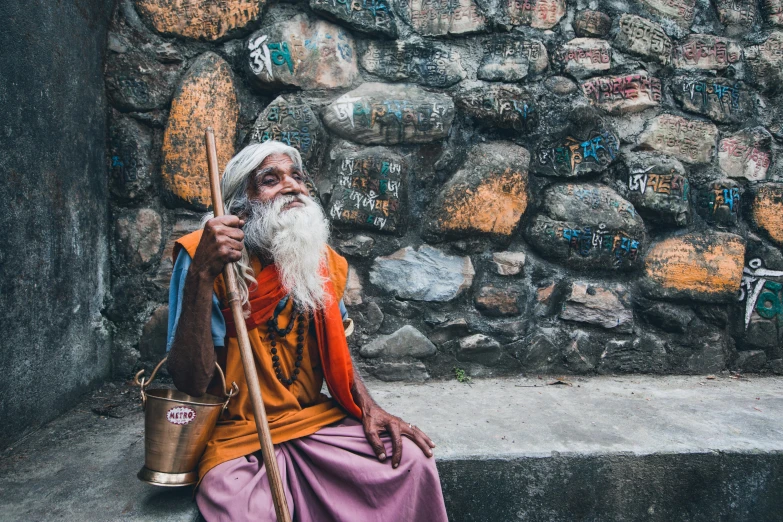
left=166, top=141, right=448, bottom=521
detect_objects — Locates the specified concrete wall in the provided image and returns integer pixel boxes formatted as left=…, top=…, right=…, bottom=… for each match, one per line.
left=0, top=0, right=114, bottom=449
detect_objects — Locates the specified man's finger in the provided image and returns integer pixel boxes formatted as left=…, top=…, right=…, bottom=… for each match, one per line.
left=388, top=421, right=403, bottom=469
left=404, top=429, right=434, bottom=458
left=364, top=427, right=387, bottom=462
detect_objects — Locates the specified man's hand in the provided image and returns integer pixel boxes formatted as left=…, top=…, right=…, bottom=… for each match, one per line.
left=191, top=215, right=245, bottom=280
left=361, top=403, right=436, bottom=468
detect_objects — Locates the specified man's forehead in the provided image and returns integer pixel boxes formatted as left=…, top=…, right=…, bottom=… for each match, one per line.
left=256, top=152, right=298, bottom=171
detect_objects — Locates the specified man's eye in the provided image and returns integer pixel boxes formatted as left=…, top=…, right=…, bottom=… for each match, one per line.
left=262, top=177, right=277, bottom=185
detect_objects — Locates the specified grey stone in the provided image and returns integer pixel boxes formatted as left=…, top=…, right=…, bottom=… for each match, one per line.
left=310, top=0, right=397, bottom=37
left=637, top=114, right=719, bottom=165
left=361, top=41, right=465, bottom=87
left=370, top=245, right=474, bottom=301
left=615, top=151, right=691, bottom=227
left=581, top=73, right=662, bottom=114
left=428, top=318, right=470, bottom=345
left=545, top=76, right=578, bottom=95
left=639, top=300, right=695, bottom=333
left=637, top=0, right=695, bottom=27
left=246, top=14, right=358, bottom=90
left=344, top=267, right=363, bottom=306
left=718, top=127, right=774, bottom=182
left=337, top=235, right=375, bottom=257
left=687, top=339, right=727, bottom=374
left=764, top=0, right=783, bottom=25
left=696, top=179, right=742, bottom=227
left=246, top=96, right=324, bottom=163
left=672, top=34, right=742, bottom=71
left=672, top=77, right=754, bottom=125
left=745, top=32, right=783, bottom=93
left=614, top=15, right=672, bottom=65
left=512, top=328, right=564, bottom=373
left=560, top=282, right=633, bottom=333
left=360, top=325, right=437, bottom=358
left=370, top=360, right=429, bottom=381
left=474, top=285, right=521, bottom=317
left=531, top=108, right=619, bottom=177
left=114, top=208, right=162, bottom=269
left=563, top=330, right=601, bottom=372
left=455, top=83, right=537, bottom=132
left=108, top=111, right=155, bottom=203
left=326, top=147, right=407, bottom=233
left=324, top=83, right=454, bottom=144
left=573, top=10, right=612, bottom=37
left=771, top=358, right=783, bottom=374
left=396, top=0, right=486, bottom=35
left=138, top=305, right=168, bottom=361
left=364, top=301, right=385, bottom=333
left=457, top=334, right=502, bottom=365
left=478, top=0, right=565, bottom=29
left=735, top=350, right=768, bottom=372
left=556, top=39, right=611, bottom=79
left=425, top=142, right=530, bottom=239
left=599, top=336, right=667, bottom=374
left=493, top=251, right=526, bottom=275
left=152, top=216, right=202, bottom=289
left=477, top=37, right=548, bottom=82
left=524, top=183, right=646, bottom=272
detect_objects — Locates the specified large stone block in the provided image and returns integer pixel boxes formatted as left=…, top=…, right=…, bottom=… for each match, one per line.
left=749, top=184, right=783, bottom=247
left=361, top=41, right=466, bottom=87
left=324, top=83, right=454, bottom=144
left=161, top=52, right=238, bottom=210
left=246, top=15, right=358, bottom=90
left=310, top=0, right=397, bottom=37
left=524, top=183, right=646, bottom=272
left=477, top=38, right=548, bottom=82
left=115, top=208, right=163, bottom=269
left=614, top=15, right=672, bottom=65
left=134, top=0, right=264, bottom=40
left=396, top=0, right=486, bottom=35
left=641, top=232, right=745, bottom=301
left=556, top=39, right=611, bottom=79
left=533, top=127, right=620, bottom=178
left=718, top=127, right=773, bottom=182
left=359, top=325, right=437, bottom=358
left=139, top=304, right=169, bottom=361
left=108, top=112, right=155, bottom=202
left=425, top=142, right=529, bottom=238
left=105, top=43, right=181, bottom=112
left=715, top=0, right=757, bottom=36
left=617, top=152, right=690, bottom=227
left=672, top=35, right=742, bottom=71
left=737, top=257, right=783, bottom=345
left=637, top=114, right=718, bottom=164
left=457, top=334, right=502, bottom=365
left=455, top=83, right=537, bottom=132
left=671, top=77, right=754, bottom=124
left=502, top=0, right=566, bottom=29
left=247, top=96, right=323, bottom=163
left=746, top=32, right=783, bottom=93
left=581, top=73, right=662, bottom=114
left=560, top=281, right=633, bottom=333
left=638, top=0, right=696, bottom=27
left=369, top=245, right=474, bottom=301
left=573, top=10, right=611, bottom=37
left=326, top=147, right=407, bottom=233
left=698, top=179, right=742, bottom=227
left=764, top=0, right=783, bottom=25
left=474, top=285, right=521, bottom=316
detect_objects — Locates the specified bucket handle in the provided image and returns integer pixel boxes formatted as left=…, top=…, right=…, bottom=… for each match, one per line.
left=134, top=357, right=239, bottom=411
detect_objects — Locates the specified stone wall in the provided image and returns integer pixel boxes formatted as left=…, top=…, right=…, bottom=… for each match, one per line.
left=0, top=0, right=114, bottom=448
left=106, top=0, right=783, bottom=381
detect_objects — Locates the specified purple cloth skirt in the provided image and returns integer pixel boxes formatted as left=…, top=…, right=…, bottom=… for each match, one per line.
left=196, top=418, right=448, bottom=522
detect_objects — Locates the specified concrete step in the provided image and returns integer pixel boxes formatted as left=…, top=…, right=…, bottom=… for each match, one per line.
left=1, top=375, right=782, bottom=521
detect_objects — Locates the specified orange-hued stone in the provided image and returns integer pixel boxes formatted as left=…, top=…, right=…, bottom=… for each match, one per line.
left=751, top=184, right=783, bottom=246
left=429, top=142, right=530, bottom=237
left=643, top=232, right=745, bottom=301
left=135, top=0, right=263, bottom=41
left=161, top=52, right=237, bottom=210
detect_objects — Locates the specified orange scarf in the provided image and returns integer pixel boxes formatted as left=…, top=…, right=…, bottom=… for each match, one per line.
left=173, top=230, right=362, bottom=419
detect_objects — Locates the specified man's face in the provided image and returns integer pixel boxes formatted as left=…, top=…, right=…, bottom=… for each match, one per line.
left=247, top=153, right=310, bottom=211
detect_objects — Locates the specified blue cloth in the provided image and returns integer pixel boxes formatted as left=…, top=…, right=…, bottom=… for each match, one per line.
left=166, top=250, right=348, bottom=352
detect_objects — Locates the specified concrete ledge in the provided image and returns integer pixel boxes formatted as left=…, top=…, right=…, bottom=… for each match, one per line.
left=1, top=376, right=782, bottom=521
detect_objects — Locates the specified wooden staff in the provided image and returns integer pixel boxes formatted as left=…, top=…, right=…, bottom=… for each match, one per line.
left=205, top=128, right=292, bottom=522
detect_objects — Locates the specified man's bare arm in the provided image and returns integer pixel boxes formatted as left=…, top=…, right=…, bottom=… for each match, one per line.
left=167, top=215, right=244, bottom=396
left=351, top=368, right=435, bottom=468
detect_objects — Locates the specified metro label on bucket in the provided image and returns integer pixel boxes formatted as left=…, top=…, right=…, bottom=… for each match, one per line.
left=166, top=406, right=197, bottom=426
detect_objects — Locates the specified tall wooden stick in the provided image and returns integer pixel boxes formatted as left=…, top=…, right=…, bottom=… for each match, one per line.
left=205, top=128, right=292, bottom=522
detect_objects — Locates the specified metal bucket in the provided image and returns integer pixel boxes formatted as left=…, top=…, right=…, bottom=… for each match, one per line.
left=134, top=357, right=238, bottom=487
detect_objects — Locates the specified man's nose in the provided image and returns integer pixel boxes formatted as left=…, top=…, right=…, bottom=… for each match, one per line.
left=280, top=174, right=302, bottom=195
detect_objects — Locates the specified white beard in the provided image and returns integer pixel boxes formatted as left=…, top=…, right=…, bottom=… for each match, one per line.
left=243, top=194, right=330, bottom=312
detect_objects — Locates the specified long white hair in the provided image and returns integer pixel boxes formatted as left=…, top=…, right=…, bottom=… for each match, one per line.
left=202, top=141, right=306, bottom=309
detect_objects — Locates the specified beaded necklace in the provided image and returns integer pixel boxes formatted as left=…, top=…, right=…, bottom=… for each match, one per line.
left=267, top=295, right=307, bottom=387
